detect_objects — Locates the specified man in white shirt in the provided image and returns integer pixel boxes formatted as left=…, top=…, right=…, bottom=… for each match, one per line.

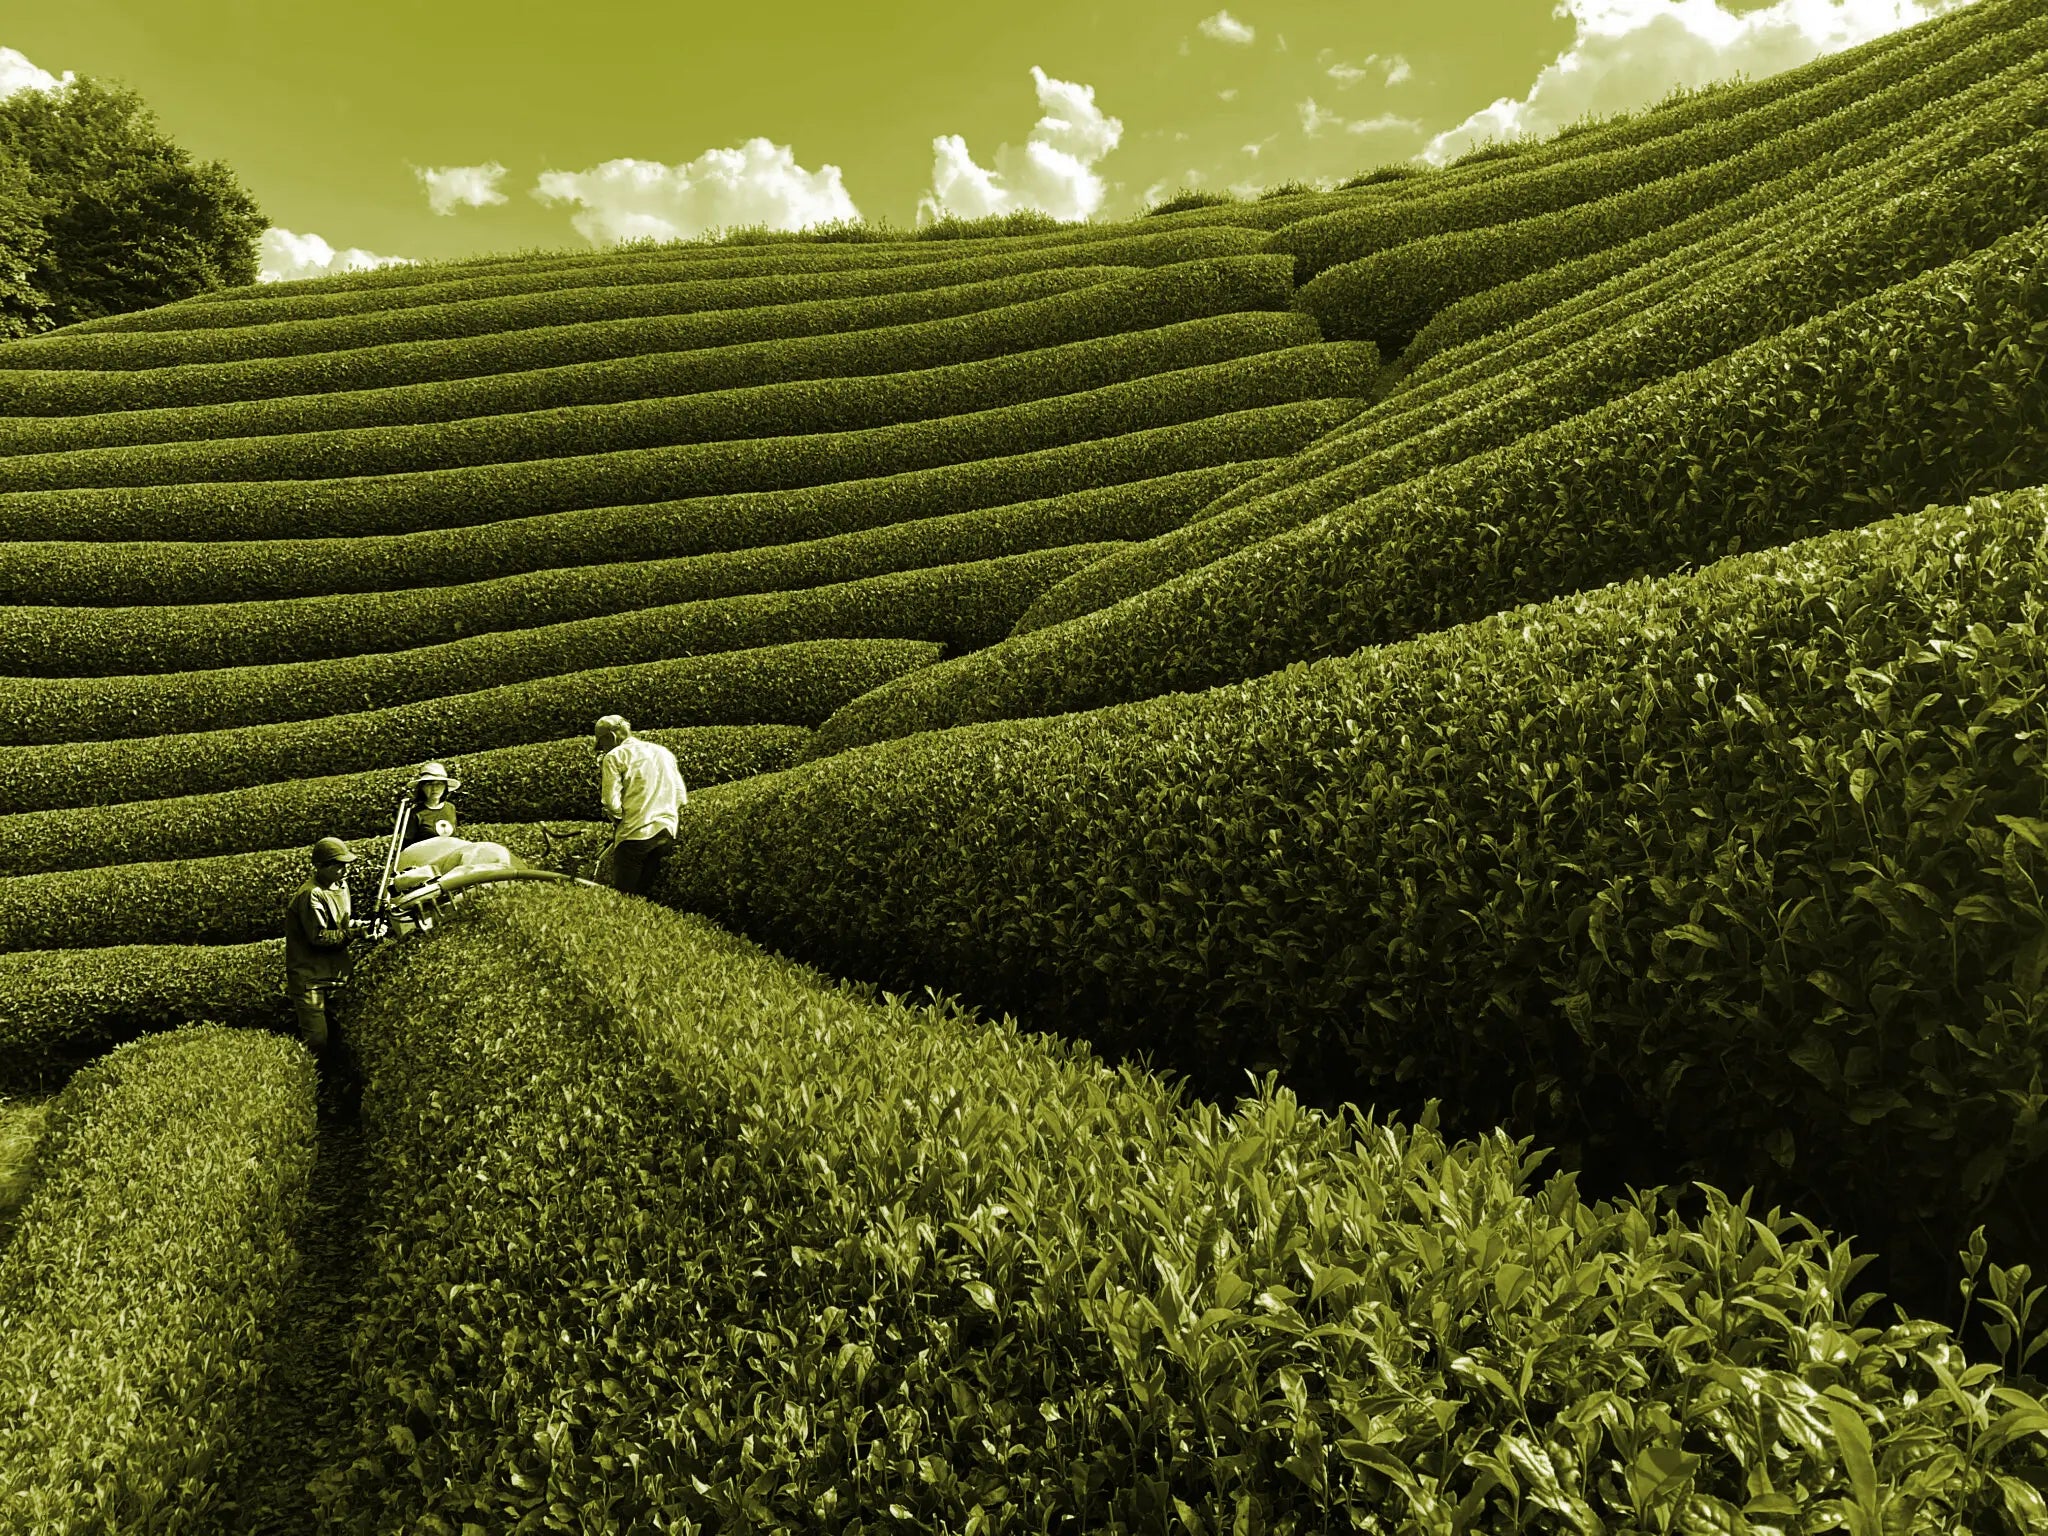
left=595, top=714, right=687, bottom=895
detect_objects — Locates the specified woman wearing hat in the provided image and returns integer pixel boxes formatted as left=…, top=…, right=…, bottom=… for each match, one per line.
left=284, top=835, right=359, bottom=1054
left=403, top=761, right=462, bottom=847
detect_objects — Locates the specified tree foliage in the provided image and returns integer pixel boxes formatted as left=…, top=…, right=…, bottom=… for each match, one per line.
left=0, top=154, right=49, bottom=337
left=0, top=76, right=265, bottom=329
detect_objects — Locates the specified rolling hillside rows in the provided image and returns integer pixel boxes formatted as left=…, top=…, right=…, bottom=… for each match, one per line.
left=6, top=0, right=2048, bottom=1528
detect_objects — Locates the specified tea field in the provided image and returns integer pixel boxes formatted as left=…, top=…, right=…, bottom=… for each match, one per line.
left=4, top=0, right=2048, bottom=1527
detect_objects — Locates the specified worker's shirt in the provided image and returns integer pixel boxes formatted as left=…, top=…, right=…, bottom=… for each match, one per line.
left=284, top=879, right=354, bottom=985
left=600, top=737, right=687, bottom=843
left=405, top=795, right=459, bottom=844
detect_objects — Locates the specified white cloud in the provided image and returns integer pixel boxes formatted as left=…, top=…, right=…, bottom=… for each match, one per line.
left=1346, top=112, right=1423, bottom=135
left=1199, top=9, right=1256, bottom=44
left=533, top=138, right=860, bottom=246
left=0, top=45, right=72, bottom=97
left=920, top=66, right=1123, bottom=224
left=416, top=161, right=509, bottom=216
left=257, top=228, right=414, bottom=284
left=1420, top=0, right=1957, bottom=164
left=1218, top=87, right=1240, bottom=101
left=1299, top=97, right=1343, bottom=136
left=1242, top=134, right=1280, bottom=158
left=1302, top=95, right=1422, bottom=138
left=1328, top=53, right=1413, bottom=89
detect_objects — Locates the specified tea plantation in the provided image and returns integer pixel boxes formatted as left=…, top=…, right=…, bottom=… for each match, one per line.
left=4, top=0, right=2048, bottom=1527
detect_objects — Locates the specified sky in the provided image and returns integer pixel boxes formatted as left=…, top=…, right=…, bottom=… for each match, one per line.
left=0, top=0, right=1964, bottom=281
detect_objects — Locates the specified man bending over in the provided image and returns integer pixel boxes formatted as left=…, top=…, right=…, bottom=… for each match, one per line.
left=595, top=714, right=686, bottom=896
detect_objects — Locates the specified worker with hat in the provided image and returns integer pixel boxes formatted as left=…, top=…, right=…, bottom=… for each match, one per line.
left=403, top=760, right=462, bottom=846
left=284, top=835, right=360, bottom=1053
left=594, top=715, right=686, bottom=895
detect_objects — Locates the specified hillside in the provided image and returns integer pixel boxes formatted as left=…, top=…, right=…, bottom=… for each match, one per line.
left=4, top=0, right=2048, bottom=1527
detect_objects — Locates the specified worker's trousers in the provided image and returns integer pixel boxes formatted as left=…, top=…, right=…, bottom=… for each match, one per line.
left=610, top=829, right=675, bottom=896
left=290, top=980, right=337, bottom=1050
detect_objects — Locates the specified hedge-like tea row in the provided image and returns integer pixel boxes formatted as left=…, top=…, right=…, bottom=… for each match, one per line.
left=191, top=218, right=1178, bottom=305
left=0, top=548, right=1110, bottom=743
left=0, top=639, right=935, bottom=813
left=828, top=217, right=2048, bottom=749
left=1270, top=0, right=1999, bottom=219
left=0, top=458, right=1266, bottom=616
left=168, top=214, right=1287, bottom=311
left=0, top=822, right=568, bottom=952
left=0, top=468, right=1227, bottom=672
left=1017, top=127, right=2048, bottom=635
left=318, top=886, right=2048, bottom=1532
left=73, top=240, right=1113, bottom=333
left=1269, top=0, right=2032, bottom=284
left=0, top=347, right=1375, bottom=542
left=1, top=227, right=1272, bottom=370
left=1374, top=92, right=2046, bottom=450
left=0, top=265, right=1121, bottom=416
left=670, top=490, right=2048, bottom=1296
left=0, top=944, right=283, bottom=1088
left=1310, top=74, right=2042, bottom=459
left=0, top=727, right=805, bottom=879
left=0, top=258, right=1297, bottom=454
left=185, top=227, right=1083, bottom=311
left=0, top=1027, right=314, bottom=1532
left=1297, top=18, right=2048, bottom=346
left=1399, top=54, right=2043, bottom=371
left=0, top=313, right=1317, bottom=493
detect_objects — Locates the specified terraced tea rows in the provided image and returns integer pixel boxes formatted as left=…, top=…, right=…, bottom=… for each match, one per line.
left=7, top=0, right=2048, bottom=1525
left=0, top=225, right=1373, bottom=1073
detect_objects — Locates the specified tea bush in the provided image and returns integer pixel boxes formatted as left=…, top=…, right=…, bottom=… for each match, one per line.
left=321, top=886, right=2048, bottom=1532
left=0, top=638, right=935, bottom=812
left=1, top=227, right=1271, bottom=368
left=1391, top=69, right=2048, bottom=411
left=1269, top=0, right=2030, bottom=285
left=0, top=726, right=805, bottom=877
left=0, top=257, right=1296, bottom=453
left=69, top=240, right=1100, bottom=332
left=0, top=475, right=1236, bottom=671
left=1294, top=15, right=2048, bottom=346
left=1016, top=124, right=2048, bottom=634
left=138, top=217, right=1282, bottom=317
left=0, top=265, right=1119, bottom=414
left=0, top=457, right=1271, bottom=608
left=199, top=216, right=1237, bottom=304
left=669, top=490, right=2048, bottom=1288
left=0, top=314, right=1317, bottom=492
left=0, top=548, right=1108, bottom=742
left=823, top=218, right=2048, bottom=744
left=0, top=1026, right=314, bottom=1533
left=0, top=346, right=1376, bottom=540
left=1398, top=54, right=2045, bottom=370
left=0, top=943, right=283, bottom=1086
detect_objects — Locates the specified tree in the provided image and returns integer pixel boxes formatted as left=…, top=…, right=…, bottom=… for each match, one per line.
left=0, top=76, right=265, bottom=328
left=0, top=154, right=50, bottom=338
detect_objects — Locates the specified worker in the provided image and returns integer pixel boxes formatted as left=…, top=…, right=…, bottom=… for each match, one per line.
left=403, top=761, right=461, bottom=846
left=284, top=835, right=358, bottom=1054
left=594, top=714, right=686, bottom=895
